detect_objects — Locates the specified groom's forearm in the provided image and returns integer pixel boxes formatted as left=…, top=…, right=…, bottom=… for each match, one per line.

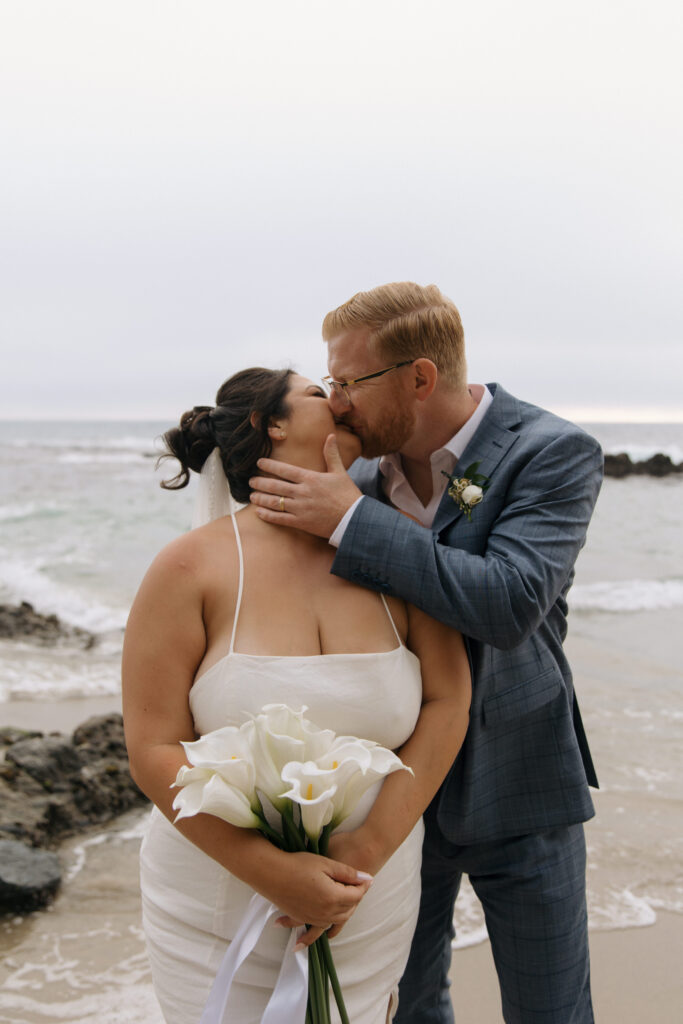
left=333, top=433, right=603, bottom=648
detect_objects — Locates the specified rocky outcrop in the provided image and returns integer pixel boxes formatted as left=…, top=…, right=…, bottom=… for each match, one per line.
left=0, top=714, right=149, bottom=913
left=603, top=453, right=683, bottom=478
left=0, top=840, right=61, bottom=912
left=0, top=601, right=96, bottom=648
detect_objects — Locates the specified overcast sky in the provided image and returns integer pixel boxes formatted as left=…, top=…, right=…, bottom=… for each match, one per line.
left=1, top=1, right=681, bottom=421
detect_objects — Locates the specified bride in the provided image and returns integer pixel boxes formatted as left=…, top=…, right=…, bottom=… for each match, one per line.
left=122, top=367, right=471, bottom=1024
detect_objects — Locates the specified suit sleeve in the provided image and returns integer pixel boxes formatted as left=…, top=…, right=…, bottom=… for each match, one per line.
left=332, top=430, right=603, bottom=649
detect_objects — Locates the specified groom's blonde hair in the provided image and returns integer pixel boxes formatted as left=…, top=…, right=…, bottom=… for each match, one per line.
left=322, top=282, right=467, bottom=388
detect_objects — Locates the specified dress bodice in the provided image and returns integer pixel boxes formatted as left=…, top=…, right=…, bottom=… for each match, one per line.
left=188, top=513, right=423, bottom=749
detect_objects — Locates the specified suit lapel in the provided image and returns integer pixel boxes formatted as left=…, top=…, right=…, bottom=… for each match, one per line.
left=350, top=456, right=386, bottom=502
left=432, top=384, right=522, bottom=534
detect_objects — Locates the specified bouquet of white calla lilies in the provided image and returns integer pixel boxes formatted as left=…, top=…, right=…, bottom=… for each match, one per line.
left=171, top=704, right=412, bottom=1024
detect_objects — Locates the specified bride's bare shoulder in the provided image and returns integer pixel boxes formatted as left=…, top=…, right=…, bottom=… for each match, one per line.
left=145, top=517, right=238, bottom=583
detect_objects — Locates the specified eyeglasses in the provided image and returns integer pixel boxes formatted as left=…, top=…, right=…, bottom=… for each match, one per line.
left=322, top=360, right=414, bottom=406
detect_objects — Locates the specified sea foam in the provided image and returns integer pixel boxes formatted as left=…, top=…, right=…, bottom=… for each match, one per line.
left=0, top=555, right=127, bottom=633
left=0, top=500, right=66, bottom=522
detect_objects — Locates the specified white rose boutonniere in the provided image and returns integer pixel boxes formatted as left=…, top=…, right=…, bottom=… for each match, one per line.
left=442, top=462, right=490, bottom=521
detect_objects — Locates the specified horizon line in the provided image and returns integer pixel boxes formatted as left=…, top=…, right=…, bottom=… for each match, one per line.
left=2, top=407, right=683, bottom=425
left=549, top=406, right=683, bottom=424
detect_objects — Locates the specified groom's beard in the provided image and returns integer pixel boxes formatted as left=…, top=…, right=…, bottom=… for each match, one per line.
left=342, top=403, right=416, bottom=460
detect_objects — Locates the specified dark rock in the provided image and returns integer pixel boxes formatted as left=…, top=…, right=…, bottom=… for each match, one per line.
left=603, top=452, right=683, bottom=478
left=6, top=736, right=84, bottom=791
left=633, top=453, right=680, bottom=477
left=603, top=453, right=634, bottom=478
left=0, top=601, right=96, bottom=648
left=0, top=783, right=55, bottom=844
left=0, top=714, right=149, bottom=901
left=73, top=713, right=129, bottom=758
left=0, top=726, right=43, bottom=746
left=0, top=839, right=61, bottom=911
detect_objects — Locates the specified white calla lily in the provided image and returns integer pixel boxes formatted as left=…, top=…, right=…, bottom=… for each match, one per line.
left=172, top=771, right=261, bottom=829
left=180, top=723, right=255, bottom=771
left=175, top=725, right=259, bottom=803
left=258, top=704, right=337, bottom=758
left=172, top=725, right=263, bottom=830
left=321, top=736, right=412, bottom=827
left=174, top=750, right=256, bottom=805
left=250, top=705, right=336, bottom=810
left=280, top=760, right=338, bottom=840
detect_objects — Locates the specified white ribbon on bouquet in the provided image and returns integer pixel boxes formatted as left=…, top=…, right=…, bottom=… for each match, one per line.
left=199, top=892, right=308, bottom=1024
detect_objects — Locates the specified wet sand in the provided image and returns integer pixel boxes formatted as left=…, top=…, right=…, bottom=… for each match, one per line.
left=0, top=694, right=123, bottom=734
left=450, top=913, right=683, bottom=1022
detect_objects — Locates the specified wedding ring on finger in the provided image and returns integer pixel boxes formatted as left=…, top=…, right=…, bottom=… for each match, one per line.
left=279, top=496, right=285, bottom=513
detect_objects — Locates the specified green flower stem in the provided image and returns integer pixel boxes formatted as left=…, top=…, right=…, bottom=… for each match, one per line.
left=251, top=794, right=285, bottom=848
left=281, top=803, right=307, bottom=851
left=308, top=938, right=329, bottom=1023
left=321, top=938, right=331, bottom=1021
left=307, top=833, right=341, bottom=1021
left=321, top=933, right=350, bottom=1024
left=255, top=816, right=284, bottom=848
left=319, top=822, right=333, bottom=856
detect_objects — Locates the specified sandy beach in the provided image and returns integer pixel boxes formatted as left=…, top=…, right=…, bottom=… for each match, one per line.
left=0, top=694, right=124, bottom=735
left=450, top=913, right=683, bottom=1022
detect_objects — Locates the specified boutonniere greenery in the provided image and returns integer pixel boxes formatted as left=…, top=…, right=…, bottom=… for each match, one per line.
left=442, top=462, right=490, bottom=521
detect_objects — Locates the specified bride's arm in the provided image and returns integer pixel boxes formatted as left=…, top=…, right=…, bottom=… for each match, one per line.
left=122, top=534, right=371, bottom=930
left=327, top=604, right=471, bottom=877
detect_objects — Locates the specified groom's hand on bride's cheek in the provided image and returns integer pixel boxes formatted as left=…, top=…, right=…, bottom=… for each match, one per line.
left=249, top=434, right=362, bottom=539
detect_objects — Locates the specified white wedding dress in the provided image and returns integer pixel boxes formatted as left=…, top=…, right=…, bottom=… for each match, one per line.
left=140, top=511, right=424, bottom=1024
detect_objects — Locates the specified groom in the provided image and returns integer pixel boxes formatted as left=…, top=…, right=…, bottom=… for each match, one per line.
left=249, top=282, right=602, bottom=1022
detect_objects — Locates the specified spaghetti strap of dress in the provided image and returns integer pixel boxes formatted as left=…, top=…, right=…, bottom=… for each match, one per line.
left=379, top=593, right=403, bottom=647
left=228, top=513, right=245, bottom=655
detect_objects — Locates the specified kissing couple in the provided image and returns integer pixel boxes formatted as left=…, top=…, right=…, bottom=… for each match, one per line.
left=124, top=281, right=602, bottom=1023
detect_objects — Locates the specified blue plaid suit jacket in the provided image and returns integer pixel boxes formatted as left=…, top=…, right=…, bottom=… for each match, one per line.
left=332, top=383, right=603, bottom=845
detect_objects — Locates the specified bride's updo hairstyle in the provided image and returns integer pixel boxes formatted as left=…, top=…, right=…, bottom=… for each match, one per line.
left=159, top=367, right=294, bottom=503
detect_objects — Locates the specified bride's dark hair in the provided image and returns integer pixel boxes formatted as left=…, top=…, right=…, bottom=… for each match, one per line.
left=159, top=367, right=294, bottom=503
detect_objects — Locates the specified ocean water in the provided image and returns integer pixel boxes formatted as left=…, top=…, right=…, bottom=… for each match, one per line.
left=0, top=419, right=682, bottom=1020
